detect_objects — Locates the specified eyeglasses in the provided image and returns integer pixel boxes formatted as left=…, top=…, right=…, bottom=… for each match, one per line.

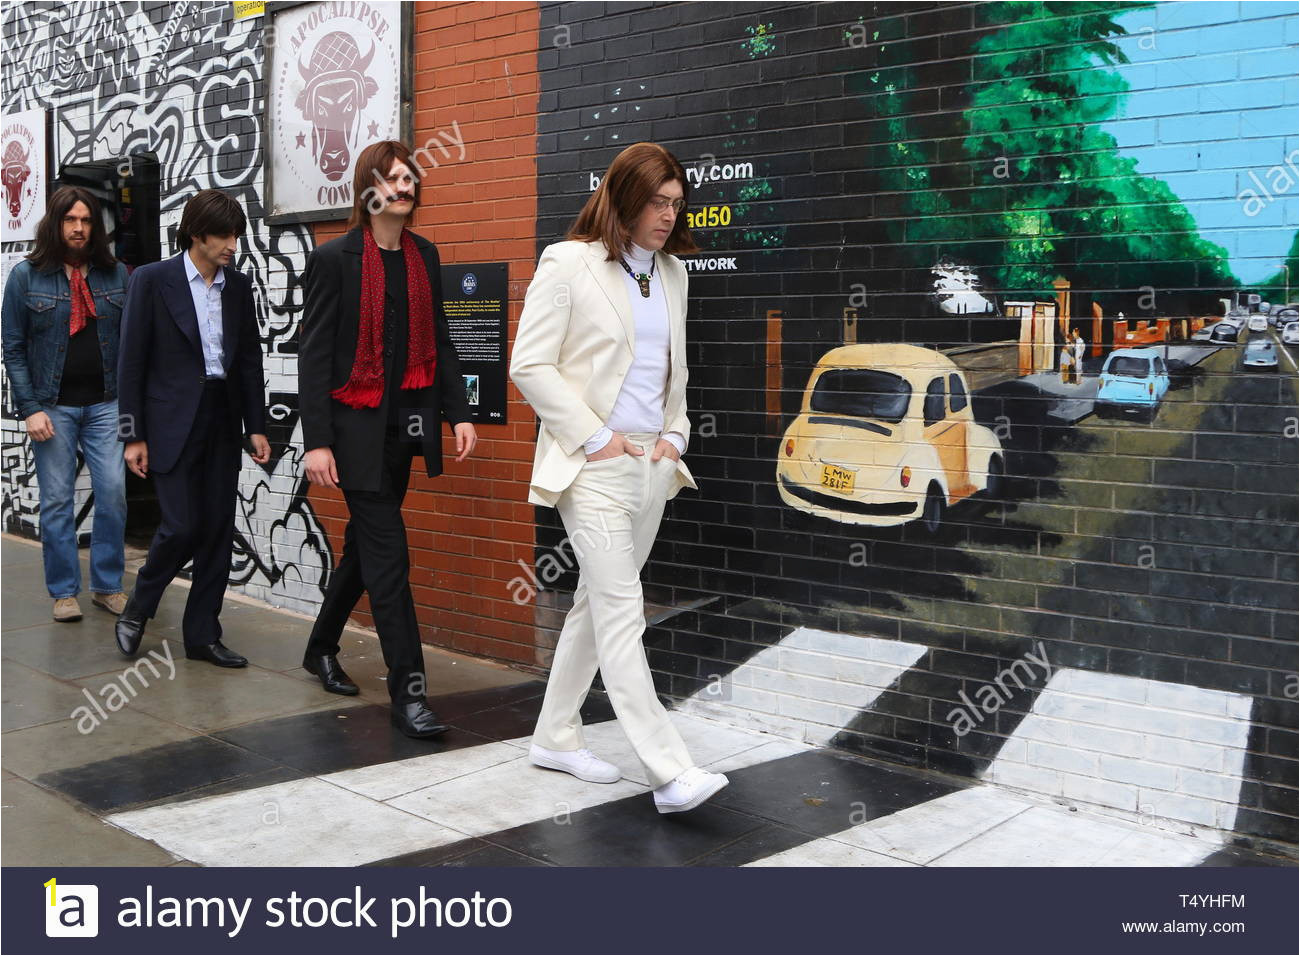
left=648, top=197, right=686, bottom=213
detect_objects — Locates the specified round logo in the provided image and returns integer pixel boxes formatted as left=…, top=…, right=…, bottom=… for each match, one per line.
left=2, top=117, right=42, bottom=238
left=461, top=272, right=478, bottom=296
left=270, top=4, right=400, bottom=213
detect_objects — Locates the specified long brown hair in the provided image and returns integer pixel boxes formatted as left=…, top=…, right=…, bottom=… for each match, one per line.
left=348, top=140, right=421, bottom=230
left=27, top=185, right=116, bottom=271
left=568, top=142, right=698, bottom=260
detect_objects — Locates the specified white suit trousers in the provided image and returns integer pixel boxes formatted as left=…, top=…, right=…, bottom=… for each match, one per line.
left=532, top=432, right=694, bottom=788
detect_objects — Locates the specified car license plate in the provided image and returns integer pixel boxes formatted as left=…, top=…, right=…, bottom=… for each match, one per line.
left=821, top=464, right=856, bottom=494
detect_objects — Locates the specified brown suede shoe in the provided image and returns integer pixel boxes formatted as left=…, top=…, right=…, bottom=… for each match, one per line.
left=92, top=592, right=129, bottom=616
left=53, top=597, right=83, bottom=622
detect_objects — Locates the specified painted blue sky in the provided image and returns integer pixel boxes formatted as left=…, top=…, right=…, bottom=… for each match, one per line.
left=1103, top=1, right=1299, bottom=286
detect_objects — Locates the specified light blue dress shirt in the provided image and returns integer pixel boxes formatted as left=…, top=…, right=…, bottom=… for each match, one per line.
left=182, top=252, right=226, bottom=380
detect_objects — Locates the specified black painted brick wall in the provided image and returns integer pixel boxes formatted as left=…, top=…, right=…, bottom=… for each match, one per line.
left=532, top=0, right=1299, bottom=846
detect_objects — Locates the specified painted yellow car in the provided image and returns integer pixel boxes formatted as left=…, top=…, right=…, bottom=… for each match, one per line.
left=776, top=344, right=1004, bottom=531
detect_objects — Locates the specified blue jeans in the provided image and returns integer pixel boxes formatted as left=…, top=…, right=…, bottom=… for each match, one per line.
left=29, top=401, right=127, bottom=598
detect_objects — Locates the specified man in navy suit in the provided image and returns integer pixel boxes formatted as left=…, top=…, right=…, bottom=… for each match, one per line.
left=114, top=189, right=269, bottom=666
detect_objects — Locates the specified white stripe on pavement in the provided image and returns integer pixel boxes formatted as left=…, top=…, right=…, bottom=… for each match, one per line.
left=105, top=713, right=807, bottom=866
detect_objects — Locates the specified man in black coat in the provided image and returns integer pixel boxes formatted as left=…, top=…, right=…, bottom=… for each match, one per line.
left=298, top=140, right=477, bottom=738
left=115, top=189, right=270, bottom=665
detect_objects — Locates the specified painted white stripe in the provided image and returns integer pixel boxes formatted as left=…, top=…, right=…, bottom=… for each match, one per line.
left=929, top=805, right=1220, bottom=867
left=983, top=668, right=1252, bottom=833
left=106, top=713, right=806, bottom=866
left=824, top=786, right=1036, bottom=865
left=746, top=841, right=915, bottom=867
left=744, top=787, right=1223, bottom=868
left=676, top=626, right=927, bottom=747
left=108, top=777, right=465, bottom=868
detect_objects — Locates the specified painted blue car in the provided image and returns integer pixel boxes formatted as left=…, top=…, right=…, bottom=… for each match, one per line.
left=1095, top=348, right=1170, bottom=422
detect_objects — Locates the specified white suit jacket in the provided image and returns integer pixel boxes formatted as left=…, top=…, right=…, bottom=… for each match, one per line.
left=510, top=239, right=698, bottom=507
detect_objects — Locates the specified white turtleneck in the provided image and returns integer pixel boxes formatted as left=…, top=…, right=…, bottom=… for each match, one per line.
left=583, top=241, right=686, bottom=457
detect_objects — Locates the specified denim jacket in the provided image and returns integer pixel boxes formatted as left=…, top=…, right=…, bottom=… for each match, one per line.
left=1, top=257, right=129, bottom=419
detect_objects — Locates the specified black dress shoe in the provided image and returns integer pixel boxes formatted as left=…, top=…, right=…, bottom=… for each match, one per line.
left=391, top=701, right=449, bottom=739
left=114, top=596, right=147, bottom=657
left=303, top=652, right=360, bottom=696
left=185, top=640, right=248, bottom=668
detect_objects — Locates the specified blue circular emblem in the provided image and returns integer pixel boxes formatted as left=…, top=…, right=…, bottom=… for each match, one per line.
left=461, top=272, right=478, bottom=295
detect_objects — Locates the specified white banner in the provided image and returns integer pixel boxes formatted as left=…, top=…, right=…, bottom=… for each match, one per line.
left=1, top=108, right=46, bottom=243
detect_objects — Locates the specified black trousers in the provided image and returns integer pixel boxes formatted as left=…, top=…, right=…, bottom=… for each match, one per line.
left=305, top=428, right=427, bottom=704
left=132, top=382, right=240, bottom=648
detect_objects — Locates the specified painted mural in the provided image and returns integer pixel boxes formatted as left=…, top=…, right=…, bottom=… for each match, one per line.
left=1, top=0, right=1293, bottom=847
left=535, top=0, right=1298, bottom=844
left=0, top=1, right=331, bottom=613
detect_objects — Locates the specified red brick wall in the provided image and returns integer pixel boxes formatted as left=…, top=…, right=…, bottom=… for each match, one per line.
left=310, top=0, right=543, bottom=667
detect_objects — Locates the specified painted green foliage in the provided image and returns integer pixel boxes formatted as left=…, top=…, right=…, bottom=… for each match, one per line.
left=742, top=22, right=777, bottom=58
left=874, top=0, right=1240, bottom=300
left=959, top=1, right=1237, bottom=296
left=1258, top=232, right=1299, bottom=306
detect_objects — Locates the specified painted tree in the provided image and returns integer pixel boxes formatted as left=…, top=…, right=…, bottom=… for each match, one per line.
left=959, top=0, right=1237, bottom=304
left=1257, top=232, right=1299, bottom=307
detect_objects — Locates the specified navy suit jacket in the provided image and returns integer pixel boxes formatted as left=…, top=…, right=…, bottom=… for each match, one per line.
left=117, top=252, right=266, bottom=474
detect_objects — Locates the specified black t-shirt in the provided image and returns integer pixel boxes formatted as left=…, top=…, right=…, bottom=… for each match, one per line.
left=57, top=315, right=106, bottom=406
left=379, top=248, right=409, bottom=430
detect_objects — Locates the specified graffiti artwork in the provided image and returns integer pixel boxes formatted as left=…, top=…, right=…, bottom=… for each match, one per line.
left=0, top=1, right=331, bottom=614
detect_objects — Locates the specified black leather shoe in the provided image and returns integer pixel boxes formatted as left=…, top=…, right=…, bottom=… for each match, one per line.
left=185, top=640, right=248, bottom=668
left=391, top=701, right=449, bottom=739
left=114, top=596, right=147, bottom=657
left=303, top=652, right=360, bottom=696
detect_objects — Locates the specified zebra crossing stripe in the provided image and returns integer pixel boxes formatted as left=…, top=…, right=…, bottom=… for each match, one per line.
left=104, top=714, right=809, bottom=866
left=676, top=626, right=927, bottom=746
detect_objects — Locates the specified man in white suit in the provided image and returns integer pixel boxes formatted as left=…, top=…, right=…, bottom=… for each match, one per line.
left=510, top=142, right=729, bottom=814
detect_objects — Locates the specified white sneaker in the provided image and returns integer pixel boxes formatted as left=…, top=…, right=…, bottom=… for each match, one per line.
left=529, top=743, right=622, bottom=784
left=652, top=767, right=729, bottom=814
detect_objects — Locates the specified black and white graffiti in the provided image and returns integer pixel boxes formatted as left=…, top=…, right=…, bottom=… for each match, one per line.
left=1, top=1, right=331, bottom=613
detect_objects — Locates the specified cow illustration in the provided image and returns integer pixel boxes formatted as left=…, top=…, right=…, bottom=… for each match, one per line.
left=2, top=139, right=32, bottom=218
left=294, top=31, right=378, bottom=182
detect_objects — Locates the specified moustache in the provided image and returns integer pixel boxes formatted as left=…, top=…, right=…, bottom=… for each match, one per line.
left=387, top=192, right=415, bottom=204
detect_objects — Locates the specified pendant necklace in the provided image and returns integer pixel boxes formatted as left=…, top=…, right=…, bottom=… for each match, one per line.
left=618, top=254, right=655, bottom=298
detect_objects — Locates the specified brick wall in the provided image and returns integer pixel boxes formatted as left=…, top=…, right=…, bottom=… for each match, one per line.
left=309, top=1, right=545, bottom=666
left=524, top=0, right=1298, bottom=848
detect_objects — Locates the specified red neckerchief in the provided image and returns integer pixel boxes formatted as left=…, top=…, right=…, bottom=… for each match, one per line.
left=68, top=265, right=96, bottom=336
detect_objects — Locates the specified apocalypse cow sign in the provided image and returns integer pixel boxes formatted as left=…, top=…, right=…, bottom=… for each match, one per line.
left=1, top=108, right=45, bottom=242
left=266, top=1, right=404, bottom=222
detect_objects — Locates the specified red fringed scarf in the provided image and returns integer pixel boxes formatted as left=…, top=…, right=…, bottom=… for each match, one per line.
left=331, top=227, right=438, bottom=409
left=68, top=265, right=96, bottom=336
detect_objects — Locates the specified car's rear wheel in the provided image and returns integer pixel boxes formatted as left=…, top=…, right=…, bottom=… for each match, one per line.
left=922, top=483, right=946, bottom=534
